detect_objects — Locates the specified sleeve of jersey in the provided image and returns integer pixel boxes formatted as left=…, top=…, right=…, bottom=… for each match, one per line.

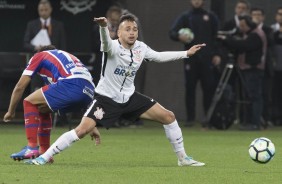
left=99, top=26, right=113, bottom=52
left=22, top=53, right=43, bottom=76
left=144, top=46, right=188, bottom=63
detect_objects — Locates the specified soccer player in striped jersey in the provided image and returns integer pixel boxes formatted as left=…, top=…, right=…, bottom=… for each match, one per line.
left=3, top=45, right=95, bottom=161
left=27, top=15, right=206, bottom=166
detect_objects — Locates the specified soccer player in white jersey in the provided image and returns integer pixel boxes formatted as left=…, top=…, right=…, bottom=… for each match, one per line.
left=26, top=14, right=206, bottom=166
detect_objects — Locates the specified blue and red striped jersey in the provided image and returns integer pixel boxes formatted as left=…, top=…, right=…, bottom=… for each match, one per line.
left=23, top=49, right=93, bottom=84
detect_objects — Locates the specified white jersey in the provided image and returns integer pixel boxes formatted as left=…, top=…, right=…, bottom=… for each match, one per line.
left=95, top=27, right=189, bottom=103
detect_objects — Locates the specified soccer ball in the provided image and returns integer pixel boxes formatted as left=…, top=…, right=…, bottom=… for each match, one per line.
left=248, top=137, right=275, bottom=164
left=178, top=28, right=194, bottom=43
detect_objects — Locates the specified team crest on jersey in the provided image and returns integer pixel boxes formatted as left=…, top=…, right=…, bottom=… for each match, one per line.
left=60, top=0, right=97, bottom=15
left=133, top=50, right=142, bottom=62
left=93, top=107, right=105, bottom=120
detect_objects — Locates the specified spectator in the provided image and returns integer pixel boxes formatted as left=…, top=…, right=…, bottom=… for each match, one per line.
left=169, top=0, right=219, bottom=128
left=23, top=0, right=66, bottom=52
left=222, top=0, right=250, bottom=34
left=219, top=0, right=250, bottom=127
left=271, top=7, right=282, bottom=126
left=219, top=0, right=251, bottom=65
left=251, top=7, right=274, bottom=128
left=218, top=15, right=267, bottom=130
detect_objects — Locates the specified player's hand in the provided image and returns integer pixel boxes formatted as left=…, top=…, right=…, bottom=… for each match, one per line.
left=3, top=111, right=15, bottom=122
left=93, top=17, right=108, bottom=27
left=187, top=43, right=206, bottom=57
left=90, top=127, right=101, bottom=145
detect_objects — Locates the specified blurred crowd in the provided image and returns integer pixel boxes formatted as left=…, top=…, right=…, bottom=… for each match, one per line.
left=169, top=0, right=282, bottom=130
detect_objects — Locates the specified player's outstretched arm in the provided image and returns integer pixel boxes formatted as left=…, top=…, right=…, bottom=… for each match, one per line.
left=93, top=17, right=113, bottom=53
left=3, top=75, right=31, bottom=122
left=146, top=43, right=206, bottom=63
left=187, top=43, right=206, bottom=57
left=93, top=17, right=108, bottom=27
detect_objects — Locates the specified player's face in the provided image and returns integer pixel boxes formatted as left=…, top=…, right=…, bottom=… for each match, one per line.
left=235, top=3, right=248, bottom=16
left=118, top=21, right=138, bottom=49
left=251, top=10, right=264, bottom=24
left=38, top=4, right=52, bottom=19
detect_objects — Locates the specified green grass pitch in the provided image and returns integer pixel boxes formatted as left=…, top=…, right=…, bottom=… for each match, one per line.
left=0, top=123, right=281, bottom=184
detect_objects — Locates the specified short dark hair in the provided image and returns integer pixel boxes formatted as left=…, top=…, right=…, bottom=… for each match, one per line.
left=251, top=7, right=265, bottom=15
left=236, top=0, right=250, bottom=9
left=39, top=0, right=52, bottom=7
left=38, top=45, right=56, bottom=52
left=239, top=15, right=257, bottom=29
left=119, top=14, right=137, bottom=26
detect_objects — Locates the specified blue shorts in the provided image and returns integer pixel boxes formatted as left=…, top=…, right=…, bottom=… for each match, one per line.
left=42, top=78, right=94, bottom=114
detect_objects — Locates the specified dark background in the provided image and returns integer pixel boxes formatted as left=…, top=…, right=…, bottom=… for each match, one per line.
left=0, top=0, right=120, bottom=52
left=0, top=0, right=280, bottom=121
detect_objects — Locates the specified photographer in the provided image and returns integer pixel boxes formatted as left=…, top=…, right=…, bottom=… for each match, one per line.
left=218, top=15, right=267, bottom=130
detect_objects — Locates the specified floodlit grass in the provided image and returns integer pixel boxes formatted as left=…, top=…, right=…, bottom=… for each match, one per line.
left=0, top=123, right=281, bottom=184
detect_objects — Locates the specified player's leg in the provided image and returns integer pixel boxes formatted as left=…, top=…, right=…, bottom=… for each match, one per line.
left=38, top=113, right=52, bottom=154
left=140, top=103, right=205, bottom=166
left=25, top=87, right=52, bottom=154
left=139, top=102, right=175, bottom=124
left=10, top=88, right=50, bottom=160
left=36, top=79, right=94, bottom=155
left=25, top=117, right=97, bottom=165
left=140, top=103, right=187, bottom=159
left=25, top=95, right=105, bottom=165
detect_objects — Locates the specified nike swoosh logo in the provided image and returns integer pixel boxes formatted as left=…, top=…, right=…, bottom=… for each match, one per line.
left=56, top=146, right=62, bottom=152
left=176, top=136, right=182, bottom=141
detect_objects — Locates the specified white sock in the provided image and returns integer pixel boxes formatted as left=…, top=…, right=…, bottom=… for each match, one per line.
left=163, top=120, right=188, bottom=160
left=41, top=129, right=79, bottom=161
